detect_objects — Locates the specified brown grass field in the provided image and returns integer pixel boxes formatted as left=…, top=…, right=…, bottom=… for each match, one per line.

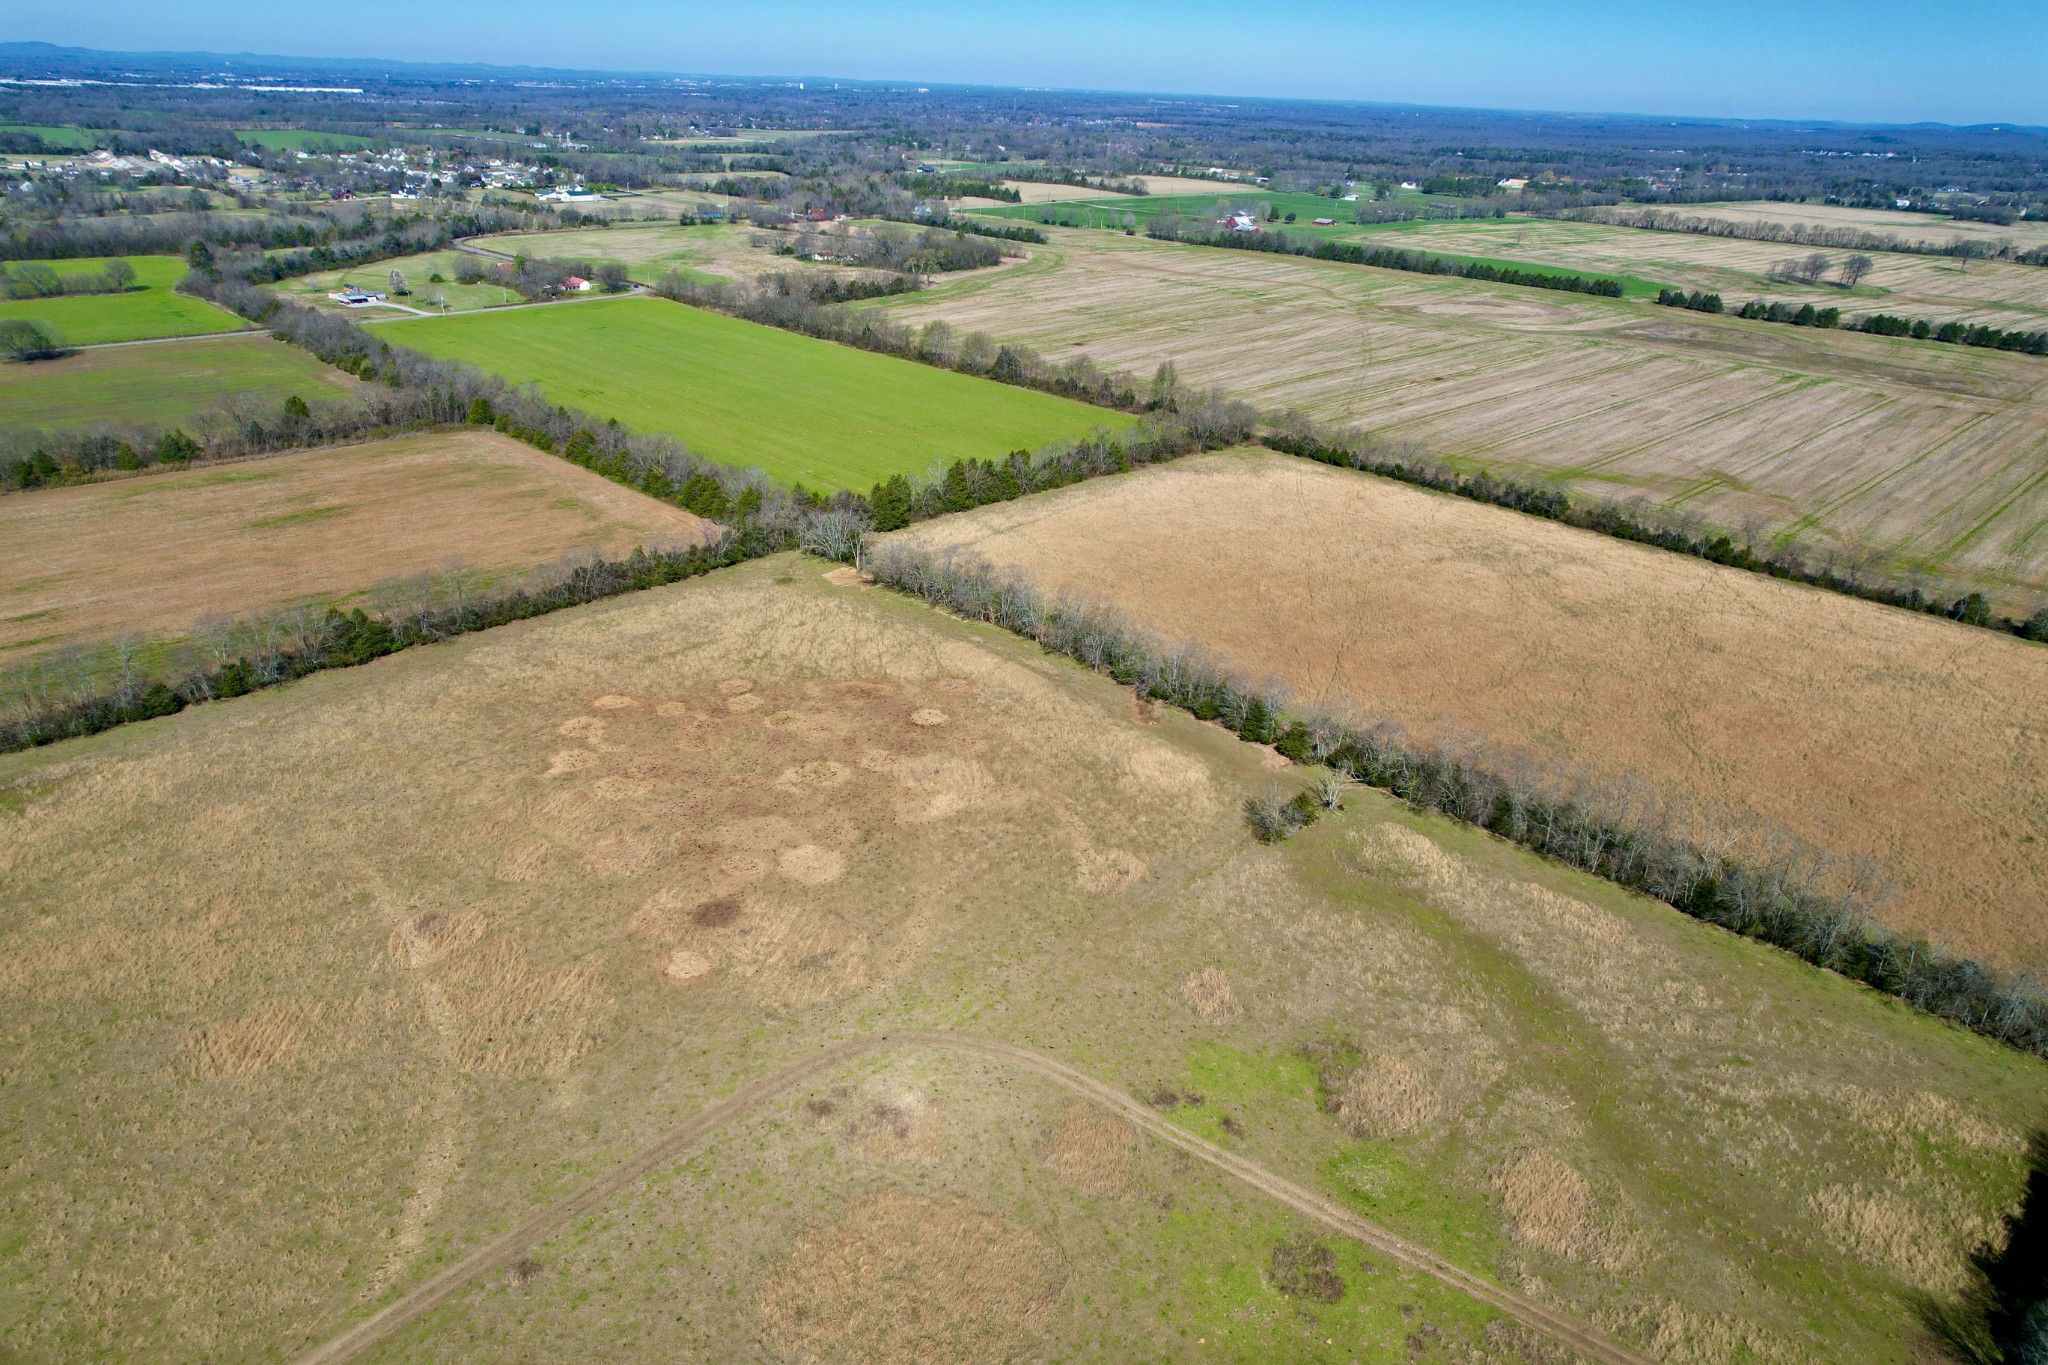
left=1, top=554, right=2043, bottom=1362
left=0, top=430, right=708, bottom=657
left=892, top=448, right=2048, bottom=971
left=885, top=229, right=2048, bottom=609
left=1379, top=215, right=2048, bottom=334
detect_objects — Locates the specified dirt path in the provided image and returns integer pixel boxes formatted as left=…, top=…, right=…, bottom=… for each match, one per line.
left=293, top=1031, right=1649, bottom=1365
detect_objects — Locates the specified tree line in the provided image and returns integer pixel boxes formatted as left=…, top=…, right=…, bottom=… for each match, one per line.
left=0, top=535, right=785, bottom=755
left=653, top=257, right=2043, bottom=644
left=1556, top=206, right=2048, bottom=267
left=860, top=542, right=2048, bottom=1061
left=1654, top=284, right=2048, bottom=356
left=1, top=258, right=135, bottom=298
left=1142, top=218, right=1625, bottom=297
left=1261, top=413, right=2048, bottom=643
left=898, top=173, right=1022, bottom=202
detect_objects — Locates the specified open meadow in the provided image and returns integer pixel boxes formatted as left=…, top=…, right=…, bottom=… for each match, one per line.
left=881, top=227, right=2048, bottom=607
left=2, top=553, right=2041, bottom=1363
left=891, top=448, right=2048, bottom=971
left=0, top=332, right=359, bottom=432
left=0, top=255, right=248, bottom=344
left=377, top=295, right=1132, bottom=490
left=278, top=251, right=525, bottom=314
left=471, top=222, right=748, bottom=284
left=0, top=429, right=709, bottom=659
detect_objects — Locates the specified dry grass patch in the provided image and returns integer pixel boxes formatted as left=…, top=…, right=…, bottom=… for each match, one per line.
left=1179, top=966, right=1240, bottom=1021
left=755, top=1186, right=1065, bottom=1363
left=0, top=428, right=710, bottom=657
left=1331, top=1053, right=1445, bottom=1140
left=1495, top=1150, right=1598, bottom=1262
left=1040, top=1099, right=1137, bottom=1198
left=887, top=228, right=2048, bottom=601
left=895, top=450, right=2048, bottom=968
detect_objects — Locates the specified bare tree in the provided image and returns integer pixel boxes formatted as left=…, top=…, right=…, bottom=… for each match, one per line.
left=1838, top=253, right=1875, bottom=288
left=1798, top=252, right=1832, bottom=285
left=388, top=269, right=408, bottom=296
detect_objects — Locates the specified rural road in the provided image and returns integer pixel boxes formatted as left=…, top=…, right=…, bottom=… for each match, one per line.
left=294, top=1031, right=1649, bottom=1365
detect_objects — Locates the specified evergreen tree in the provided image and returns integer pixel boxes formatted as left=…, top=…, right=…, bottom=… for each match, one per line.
left=941, top=459, right=974, bottom=512
left=869, top=475, right=913, bottom=531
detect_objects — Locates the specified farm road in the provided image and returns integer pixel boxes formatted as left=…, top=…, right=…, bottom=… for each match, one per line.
left=294, top=1031, right=1649, bottom=1365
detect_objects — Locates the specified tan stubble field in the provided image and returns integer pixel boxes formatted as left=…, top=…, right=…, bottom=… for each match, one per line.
left=883, top=228, right=2048, bottom=609
left=0, top=429, right=712, bottom=656
left=892, top=448, right=2048, bottom=970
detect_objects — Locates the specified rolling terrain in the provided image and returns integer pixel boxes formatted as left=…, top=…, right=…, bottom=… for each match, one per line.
left=0, top=555, right=2040, bottom=1362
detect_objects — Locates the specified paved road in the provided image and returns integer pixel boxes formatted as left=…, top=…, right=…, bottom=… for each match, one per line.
left=293, top=1030, right=1649, bottom=1365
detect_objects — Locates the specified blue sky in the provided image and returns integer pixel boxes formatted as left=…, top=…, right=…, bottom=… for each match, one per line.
left=18, top=0, right=2048, bottom=126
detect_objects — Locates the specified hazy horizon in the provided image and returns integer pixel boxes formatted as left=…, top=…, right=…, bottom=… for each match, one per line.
left=7, top=0, right=2046, bottom=128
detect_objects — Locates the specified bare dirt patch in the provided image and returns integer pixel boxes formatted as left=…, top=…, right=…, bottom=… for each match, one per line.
left=0, top=429, right=711, bottom=657
left=755, top=1187, right=1065, bottom=1363
left=896, top=450, right=2048, bottom=968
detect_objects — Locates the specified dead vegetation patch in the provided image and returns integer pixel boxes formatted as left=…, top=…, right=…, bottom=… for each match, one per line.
left=1810, top=1183, right=1978, bottom=1291
left=1334, top=1055, right=1443, bottom=1140
left=755, top=1187, right=1064, bottom=1363
left=184, top=1001, right=314, bottom=1080
left=1495, top=1150, right=1597, bottom=1263
left=1040, top=1099, right=1137, bottom=1198
left=1268, top=1233, right=1348, bottom=1303
left=433, top=936, right=611, bottom=1075
left=1178, top=967, right=1240, bottom=1022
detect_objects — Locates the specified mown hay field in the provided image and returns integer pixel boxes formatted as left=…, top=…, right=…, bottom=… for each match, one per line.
left=378, top=295, right=1133, bottom=490
left=1361, top=216, right=2048, bottom=333
left=471, top=223, right=751, bottom=285
left=0, top=332, right=359, bottom=431
left=881, top=228, right=2048, bottom=606
left=892, top=448, right=2048, bottom=970
left=0, top=429, right=709, bottom=657
left=1, top=554, right=2041, bottom=1362
left=0, top=255, right=248, bottom=344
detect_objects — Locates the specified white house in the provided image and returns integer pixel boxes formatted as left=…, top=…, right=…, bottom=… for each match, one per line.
left=538, top=186, right=606, bottom=204
left=561, top=276, right=593, bottom=292
left=329, top=287, right=388, bottom=307
left=1219, top=211, right=1260, bottom=233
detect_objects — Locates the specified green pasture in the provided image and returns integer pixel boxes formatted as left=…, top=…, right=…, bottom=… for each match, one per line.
left=473, top=223, right=733, bottom=281
left=0, top=255, right=247, bottom=345
left=276, top=251, right=525, bottom=313
left=0, top=334, right=354, bottom=431
left=235, top=129, right=379, bottom=153
left=0, top=123, right=117, bottom=150
left=376, top=295, right=1132, bottom=489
